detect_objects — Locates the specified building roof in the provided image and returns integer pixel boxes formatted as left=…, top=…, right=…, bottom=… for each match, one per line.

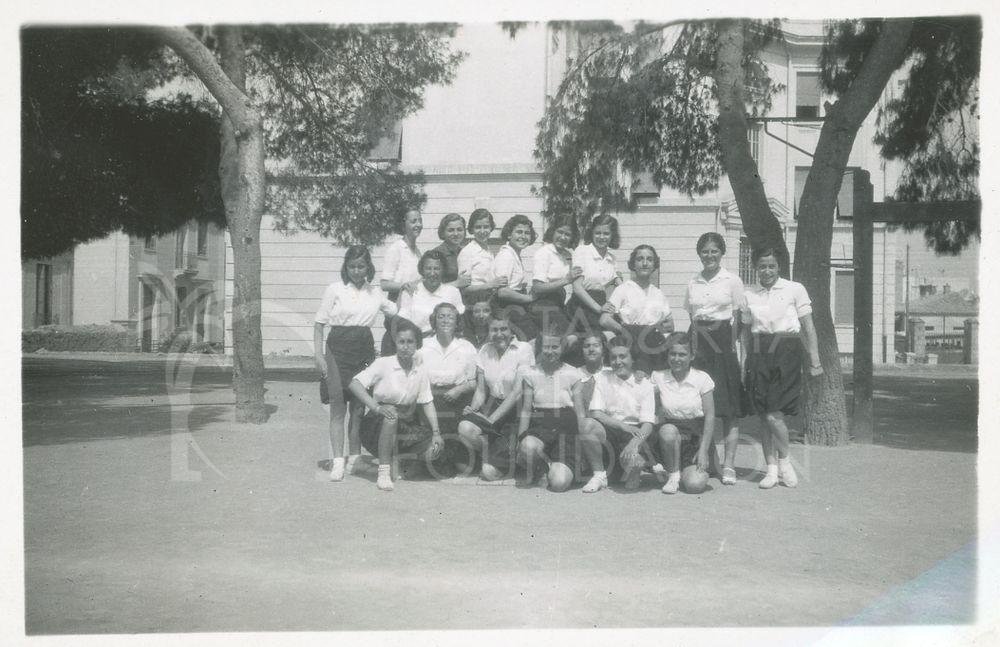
left=907, top=291, right=979, bottom=317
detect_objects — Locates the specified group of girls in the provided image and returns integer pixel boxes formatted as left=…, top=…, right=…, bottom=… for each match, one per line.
left=314, top=208, right=823, bottom=493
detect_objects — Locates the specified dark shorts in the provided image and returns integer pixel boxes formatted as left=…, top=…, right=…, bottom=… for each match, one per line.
left=650, top=418, right=705, bottom=467
left=520, top=407, right=580, bottom=471
left=359, top=407, right=433, bottom=460
left=620, top=324, right=669, bottom=372
left=567, top=289, right=609, bottom=336
left=745, top=334, right=804, bottom=416
left=603, top=424, right=657, bottom=474
left=529, top=292, right=574, bottom=337
left=461, top=397, right=518, bottom=470
left=690, top=320, right=747, bottom=418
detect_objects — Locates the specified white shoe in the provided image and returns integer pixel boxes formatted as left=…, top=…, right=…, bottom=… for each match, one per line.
left=582, top=472, right=608, bottom=493
left=778, top=458, right=798, bottom=487
left=344, top=455, right=360, bottom=475
left=329, top=457, right=345, bottom=482
left=759, top=466, right=779, bottom=489
left=480, top=463, right=503, bottom=482
left=661, top=471, right=680, bottom=494
left=376, top=466, right=394, bottom=491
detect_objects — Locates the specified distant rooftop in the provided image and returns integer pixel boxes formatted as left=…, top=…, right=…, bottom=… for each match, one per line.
left=907, top=290, right=979, bottom=317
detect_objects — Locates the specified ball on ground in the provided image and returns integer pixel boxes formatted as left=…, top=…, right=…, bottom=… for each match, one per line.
left=547, top=462, right=574, bottom=492
left=681, top=465, right=709, bottom=494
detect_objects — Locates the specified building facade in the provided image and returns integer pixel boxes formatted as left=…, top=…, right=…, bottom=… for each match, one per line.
left=22, top=220, right=227, bottom=351
left=226, top=21, right=900, bottom=363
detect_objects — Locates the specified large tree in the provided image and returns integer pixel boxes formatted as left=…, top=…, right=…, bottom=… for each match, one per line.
left=530, top=17, right=980, bottom=445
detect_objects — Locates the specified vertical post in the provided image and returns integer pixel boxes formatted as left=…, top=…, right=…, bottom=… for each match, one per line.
left=963, top=318, right=978, bottom=364
left=852, top=171, right=874, bottom=443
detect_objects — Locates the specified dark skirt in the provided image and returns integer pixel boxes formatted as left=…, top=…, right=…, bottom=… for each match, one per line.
left=520, top=406, right=580, bottom=472
left=495, top=290, right=538, bottom=341
left=567, top=289, right=609, bottom=335
left=325, top=326, right=375, bottom=398
left=620, top=323, right=669, bottom=373
left=529, top=291, right=573, bottom=337
left=462, top=396, right=518, bottom=470
left=428, top=386, right=474, bottom=477
left=359, top=408, right=433, bottom=460
left=745, top=333, right=804, bottom=416
left=690, top=320, right=746, bottom=419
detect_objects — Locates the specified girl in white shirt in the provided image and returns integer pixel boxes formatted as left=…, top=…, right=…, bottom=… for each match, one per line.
left=380, top=208, right=424, bottom=356
left=492, top=214, right=538, bottom=341
left=530, top=213, right=583, bottom=343
left=569, top=214, right=623, bottom=337
left=395, top=250, right=465, bottom=339
left=741, top=247, right=822, bottom=490
left=651, top=332, right=718, bottom=494
left=683, top=232, right=747, bottom=486
left=348, top=319, right=444, bottom=492
left=457, top=208, right=508, bottom=306
left=604, top=245, right=675, bottom=373
left=314, top=245, right=397, bottom=481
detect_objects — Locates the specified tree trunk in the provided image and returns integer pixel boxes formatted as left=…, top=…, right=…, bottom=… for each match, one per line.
left=218, top=27, right=268, bottom=423
left=712, top=20, right=790, bottom=275
left=793, top=19, right=913, bottom=445
left=150, top=25, right=269, bottom=423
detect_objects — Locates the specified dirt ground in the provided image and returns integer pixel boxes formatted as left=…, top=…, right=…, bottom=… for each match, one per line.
left=21, top=356, right=979, bottom=633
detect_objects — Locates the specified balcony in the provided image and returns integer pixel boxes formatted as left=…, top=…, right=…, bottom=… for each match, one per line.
left=173, top=252, right=200, bottom=279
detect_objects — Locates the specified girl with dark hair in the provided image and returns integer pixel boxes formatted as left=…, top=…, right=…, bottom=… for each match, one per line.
left=741, top=247, right=822, bottom=490
left=314, top=245, right=397, bottom=481
left=683, top=231, right=747, bottom=486
left=431, top=212, right=472, bottom=289
left=530, top=214, right=582, bottom=342
left=457, top=208, right=508, bottom=305
left=348, top=320, right=444, bottom=492
left=379, top=208, right=424, bottom=356
left=569, top=214, right=623, bottom=337
left=491, top=214, right=538, bottom=341
left=388, top=250, right=465, bottom=355
left=463, top=293, right=494, bottom=349
left=604, top=244, right=674, bottom=373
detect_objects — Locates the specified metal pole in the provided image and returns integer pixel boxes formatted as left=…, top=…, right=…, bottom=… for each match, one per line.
left=852, top=174, right=874, bottom=443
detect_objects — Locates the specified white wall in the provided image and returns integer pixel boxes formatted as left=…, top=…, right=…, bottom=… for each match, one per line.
left=72, top=232, right=131, bottom=325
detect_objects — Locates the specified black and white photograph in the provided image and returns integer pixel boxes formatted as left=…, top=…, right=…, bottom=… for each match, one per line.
left=7, top=0, right=995, bottom=644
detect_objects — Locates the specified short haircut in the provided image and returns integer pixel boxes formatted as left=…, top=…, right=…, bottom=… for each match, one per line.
left=627, top=244, right=660, bottom=272
left=468, top=208, right=496, bottom=235
left=752, top=246, right=780, bottom=265
left=542, top=213, right=581, bottom=248
left=534, top=328, right=568, bottom=357
left=663, top=331, right=692, bottom=353
left=340, top=245, right=376, bottom=285
left=583, top=214, right=621, bottom=249
left=579, top=332, right=609, bottom=364
left=429, top=301, right=462, bottom=335
left=696, top=232, right=727, bottom=255
left=437, top=212, right=466, bottom=241
left=392, top=318, right=424, bottom=349
left=396, top=208, right=422, bottom=235
left=499, top=214, right=538, bottom=246
left=418, top=249, right=447, bottom=276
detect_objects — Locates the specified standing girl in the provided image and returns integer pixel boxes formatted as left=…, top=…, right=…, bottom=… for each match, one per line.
left=380, top=208, right=424, bottom=356
left=491, top=214, right=538, bottom=341
left=683, top=232, right=746, bottom=485
left=314, top=246, right=397, bottom=481
left=457, top=208, right=508, bottom=306
left=431, top=212, right=472, bottom=289
left=569, top=214, right=623, bottom=337
left=604, top=244, right=674, bottom=373
left=741, top=247, right=822, bottom=489
left=530, top=214, right=583, bottom=342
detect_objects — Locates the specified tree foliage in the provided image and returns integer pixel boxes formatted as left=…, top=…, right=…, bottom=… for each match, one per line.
left=824, top=16, right=981, bottom=253
left=21, top=27, right=225, bottom=260
left=534, top=20, right=781, bottom=225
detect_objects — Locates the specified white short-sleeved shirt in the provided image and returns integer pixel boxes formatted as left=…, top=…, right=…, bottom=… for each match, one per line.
left=742, top=278, right=813, bottom=334
left=417, top=336, right=477, bottom=387
left=532, top=243, right=573, bottom=300
left=353, top=355, right=433, bottom=417
left=589, top=371, right=656, bottom=425
left=609, top=280, right=672, bottom=326
left=492, top=244, right=527, bottom=291
left=397, top=283, right=465, bottom=334
left=684, top=267, right=745, bottom=322
left=572, top=244, right=617, bottom=288
left=520, top=363, right=582, bottom=410
left=314, top=281, right=398, bottom=327
left=651, top=367, right=715, bottom=420
left=476, top=339, right=535, bottom=400
left=457, top=241, right=495, bottom=287
left=380, top=238, right=422, bottom=286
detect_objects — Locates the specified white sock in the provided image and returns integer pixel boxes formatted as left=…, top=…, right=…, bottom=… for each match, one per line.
left=332, top=457, right=345, bottom=467
left=592, top=470, right=607, bottom=478
left=766, top=464, right=779, bottom=476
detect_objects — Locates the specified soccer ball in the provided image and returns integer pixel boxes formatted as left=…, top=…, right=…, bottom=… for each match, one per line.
left=681, top=465, right=709, bottom=494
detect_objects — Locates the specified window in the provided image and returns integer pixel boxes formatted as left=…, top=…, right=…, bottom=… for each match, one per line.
left=197, top=221, right=209, bottom=256
left=144, top=236, right=156, bottom=251
left=738, top=237, right=756, bottom=286
left=35, top=263, right=53, bottom=326
left=747, top=124, right=761, bottom=167
left=925, top=326, right=935, bottom=331
left=175, top=286, right=188, bottom=328
left=794, top=167, right=859, bottom=219
left=175, top=228, right=187, bottom=268
left=368, top=122, right=403, bottom=163
left=834, top=270, right=854, bottom=325
left=795, top=71, right=821, bottom=118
